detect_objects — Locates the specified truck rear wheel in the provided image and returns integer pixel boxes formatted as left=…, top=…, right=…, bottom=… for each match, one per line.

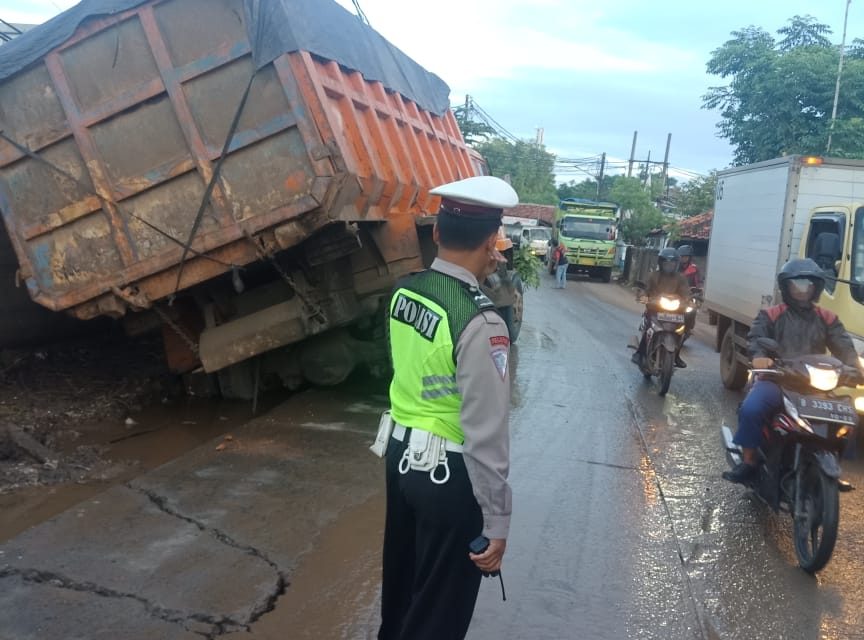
left=720, top=325, right=748, bottom=390
left=598, top=267, right=612, bottom=283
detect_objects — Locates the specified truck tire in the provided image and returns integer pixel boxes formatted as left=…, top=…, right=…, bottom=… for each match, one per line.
left=599, top=267, right=612, bottom=283
left=217, top=360, right=257, bottom=400
left=500, top=274, right=524, bottom=343
left=720, top=325, right=748, bottom=390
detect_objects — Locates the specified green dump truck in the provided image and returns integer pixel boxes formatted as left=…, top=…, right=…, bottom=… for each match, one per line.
left=549, top=198, right=619, bottom=283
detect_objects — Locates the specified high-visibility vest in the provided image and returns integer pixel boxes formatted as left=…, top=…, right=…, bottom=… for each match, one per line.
left=388, top=270, right=496, bottom=443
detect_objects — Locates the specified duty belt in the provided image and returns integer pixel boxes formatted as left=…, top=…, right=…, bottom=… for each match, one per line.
left=393, top=423, right=463, bottom=484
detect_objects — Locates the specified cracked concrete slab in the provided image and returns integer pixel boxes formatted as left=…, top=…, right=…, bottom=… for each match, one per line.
left=0, top=386, right=387, bottom=639
left=0, top=485, right=280, bottom=633
left=0, top=572, right=201, bottom=640
left=129, top=407, right=385, bottom=573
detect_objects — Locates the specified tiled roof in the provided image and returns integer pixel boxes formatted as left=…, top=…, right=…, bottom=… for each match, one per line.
left=677, top=210, right=713, bottom=241
left=507, top=203, right=556, bottom=226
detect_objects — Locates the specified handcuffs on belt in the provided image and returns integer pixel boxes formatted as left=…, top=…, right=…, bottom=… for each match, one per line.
left=398, top=428, right=451, bottom=485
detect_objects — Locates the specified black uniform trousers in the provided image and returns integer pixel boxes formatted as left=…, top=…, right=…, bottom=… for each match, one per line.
left=378, top=433, right=484, bottom=640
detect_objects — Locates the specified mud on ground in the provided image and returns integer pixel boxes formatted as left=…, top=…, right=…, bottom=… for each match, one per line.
left=0, top=326, right=171, bottom=493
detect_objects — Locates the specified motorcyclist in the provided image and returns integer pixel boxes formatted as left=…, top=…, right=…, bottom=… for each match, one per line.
left=723, top=258, right=862, bottom=485
left=677, top=245, right=701, bottom=339
left=631, top=247, right=692, bottom=369
left=676, top=245, right=701, bottom=288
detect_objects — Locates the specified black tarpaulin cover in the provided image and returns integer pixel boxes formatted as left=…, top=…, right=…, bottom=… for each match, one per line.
left=0, top=0, right=451, bottom=115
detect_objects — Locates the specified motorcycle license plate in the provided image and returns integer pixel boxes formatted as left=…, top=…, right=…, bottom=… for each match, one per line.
left=791, top=393, right=858, bottom=426
left=657, top=313, right=684, bottom=323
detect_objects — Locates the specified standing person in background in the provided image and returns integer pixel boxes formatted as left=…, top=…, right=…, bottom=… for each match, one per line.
left=378, top=176, right=517, bottom=640
left=553, top=239, right=568, bottom=289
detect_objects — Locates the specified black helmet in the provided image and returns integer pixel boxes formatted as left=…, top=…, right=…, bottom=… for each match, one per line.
left=777, top=258, right=825, bottom=309
left=657, top=247, right=679, bottom=274
left=677, top=245, right=693, bottom=257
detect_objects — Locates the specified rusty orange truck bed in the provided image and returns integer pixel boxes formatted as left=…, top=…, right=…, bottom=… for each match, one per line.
left=0, top=0, right=522, bottom=393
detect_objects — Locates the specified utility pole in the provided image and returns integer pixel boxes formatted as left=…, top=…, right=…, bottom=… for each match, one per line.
left=627, top=131, right=638, bottom=177
left=535, top=127, right=544, bottom=145
left=642, top=150, right=652, bottom=187
left=662, top=133, right=672, bottom=197
left=827, top=0, right=852, bottom=153
left=596, top=152, right=606, bottom=200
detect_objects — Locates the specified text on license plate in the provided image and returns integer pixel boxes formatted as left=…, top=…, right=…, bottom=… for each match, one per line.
left=657, top=313, right=684, bottom=323
left=797, top=395, right=858, bottom=425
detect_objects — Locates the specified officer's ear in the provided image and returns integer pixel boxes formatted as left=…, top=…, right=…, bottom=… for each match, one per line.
left=485, top=230, right=499, bottom=251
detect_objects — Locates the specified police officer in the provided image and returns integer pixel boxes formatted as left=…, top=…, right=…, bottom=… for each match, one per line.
left=378, top=176, right=517, bottom=640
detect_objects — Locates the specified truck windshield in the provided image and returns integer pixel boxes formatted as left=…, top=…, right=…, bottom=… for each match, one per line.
left=560, top=218, right=611, bottom=241
left=529, top=228, right=550, bottom=242
left=852, top=207, right=864, bottom=304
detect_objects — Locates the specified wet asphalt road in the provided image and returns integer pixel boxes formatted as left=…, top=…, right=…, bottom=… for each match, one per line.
left=5, top=273, right=864, bottom=639
left=465, top=275, right=864, bottom=640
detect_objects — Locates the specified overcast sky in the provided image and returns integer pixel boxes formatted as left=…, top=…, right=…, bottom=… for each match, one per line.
left=3, top=0, right=862, bottom=182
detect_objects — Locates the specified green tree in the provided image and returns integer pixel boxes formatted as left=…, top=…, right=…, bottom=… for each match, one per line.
left=556, top=176, right=617, bottom=201
left=609, top=177, right=667, bottom=245
left=672, top=174, right=717, bottom=217
left=704, top=16, right=864, bottom=164
left=475, top=138, right=557, bottom=204
left=452, top=104, right=496, bottom=145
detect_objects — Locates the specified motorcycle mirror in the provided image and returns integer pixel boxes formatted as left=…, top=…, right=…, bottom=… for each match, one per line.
left=756, top=337, right=781, bottom=355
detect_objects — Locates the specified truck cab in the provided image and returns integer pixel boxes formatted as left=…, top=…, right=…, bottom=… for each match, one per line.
left=519, top=226, right=552, bottom=261
left=552, top=198, right=619, bottom=282
left=800, top=206, right=864, bottom=413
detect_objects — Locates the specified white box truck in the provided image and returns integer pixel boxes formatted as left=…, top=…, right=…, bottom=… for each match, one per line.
left=705, top=156, right=864, bottom=414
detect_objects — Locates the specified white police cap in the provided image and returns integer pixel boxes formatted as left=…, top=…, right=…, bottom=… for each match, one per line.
left=430, top=176, right=518, bottom=218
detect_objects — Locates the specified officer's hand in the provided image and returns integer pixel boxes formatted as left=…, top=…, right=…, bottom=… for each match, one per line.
left=470, top=537, right=506, bottom=574
left=752, top=357, right=774, bottom=369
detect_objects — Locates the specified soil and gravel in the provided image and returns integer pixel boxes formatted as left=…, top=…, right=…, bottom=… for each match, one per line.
left=0, top=325, right=173, bottom=494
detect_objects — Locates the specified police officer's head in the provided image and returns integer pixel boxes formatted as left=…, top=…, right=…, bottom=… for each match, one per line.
left=657, top=247, right=679, bottom=274
left=677, top=245, right=693, bottom=266
left=777, top=258, right=826, bottom=310
left=430, top=177, right=519, bottom=273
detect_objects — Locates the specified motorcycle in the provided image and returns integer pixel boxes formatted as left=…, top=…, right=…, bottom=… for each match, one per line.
left=631, top=290, right=687, bottom=396
left=721, top=337, right=861, bottom=573
left=681, top=287, right=703, bottom=345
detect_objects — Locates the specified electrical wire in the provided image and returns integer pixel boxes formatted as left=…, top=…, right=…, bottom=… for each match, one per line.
left=351, top=0, right=370, bottom=26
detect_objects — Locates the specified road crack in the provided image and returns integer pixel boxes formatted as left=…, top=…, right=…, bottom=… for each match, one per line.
left=127, top=483, right=288, bottom=634
left=0, top=564, right=242, bottom=636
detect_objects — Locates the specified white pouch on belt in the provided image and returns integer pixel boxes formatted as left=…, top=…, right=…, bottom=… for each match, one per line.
left=369, top=410, right=395, bottom=458
left=398, top=429, right=451, bottom=484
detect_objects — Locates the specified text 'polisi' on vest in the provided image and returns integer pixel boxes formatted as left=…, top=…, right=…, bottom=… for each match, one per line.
left=392, top=294, right=443, bottom=341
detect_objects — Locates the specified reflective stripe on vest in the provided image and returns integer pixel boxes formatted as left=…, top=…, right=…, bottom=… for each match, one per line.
left=388, top=271, right=493, bottom=444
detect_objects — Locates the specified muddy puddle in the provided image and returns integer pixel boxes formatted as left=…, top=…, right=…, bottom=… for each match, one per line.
left=0, top=393, right=285, bottom=542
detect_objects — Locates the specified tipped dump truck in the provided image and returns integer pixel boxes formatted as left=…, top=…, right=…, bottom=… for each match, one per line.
left=0, top=0, right=524, bottom=395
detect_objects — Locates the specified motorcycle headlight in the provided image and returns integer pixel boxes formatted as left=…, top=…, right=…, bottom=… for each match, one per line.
left=659, top=297, right=680, bottom=311
left=685, top=306, right=694, bottom=313
left=805, top=364, right=840, bottom=392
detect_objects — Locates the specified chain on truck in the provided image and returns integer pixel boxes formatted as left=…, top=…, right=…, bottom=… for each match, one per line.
left=0, top=0, right=524, bottom=400
left=704, top=155, right=864, bottom=418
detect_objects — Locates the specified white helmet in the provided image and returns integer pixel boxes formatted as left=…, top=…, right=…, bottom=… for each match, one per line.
left=430, top=176, right=518, bottom=218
